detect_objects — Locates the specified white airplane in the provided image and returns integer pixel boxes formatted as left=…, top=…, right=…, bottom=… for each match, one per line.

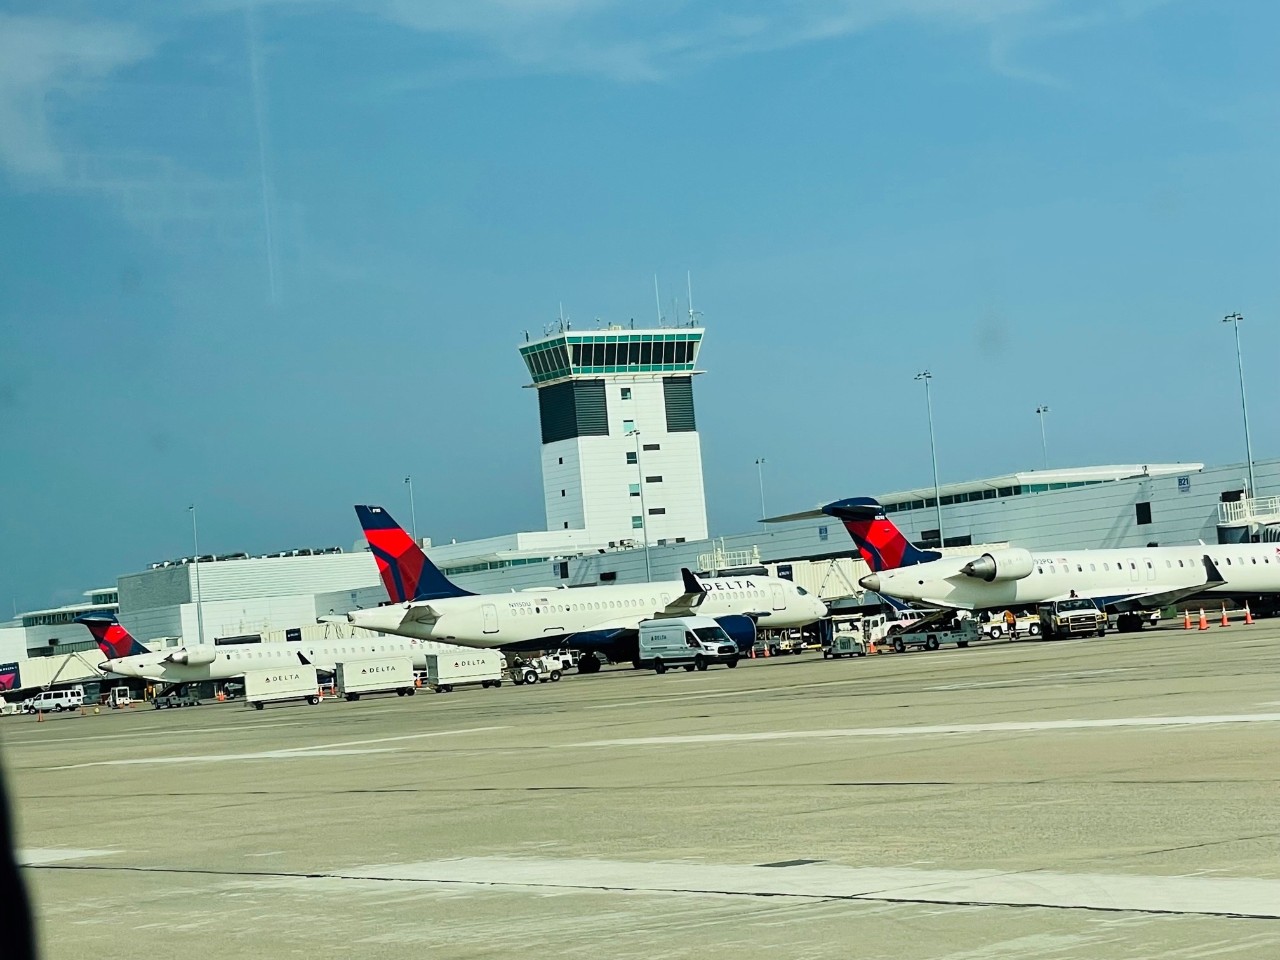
left=346, top=505, right=828, bottom=671
left=78, top=613, right=426, bottom=685
left=821, top=497, right=1280, bottom=630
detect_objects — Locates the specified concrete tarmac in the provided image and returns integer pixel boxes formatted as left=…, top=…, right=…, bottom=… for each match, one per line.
left=5, top=622, right=1280, bottom=959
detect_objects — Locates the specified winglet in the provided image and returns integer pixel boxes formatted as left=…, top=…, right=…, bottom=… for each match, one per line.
left=1202, top=554, right=1226, bottom=586
left=680, top=567, right=707, bottom=607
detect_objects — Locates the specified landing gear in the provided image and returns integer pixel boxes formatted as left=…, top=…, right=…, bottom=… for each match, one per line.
left=1116, top=613, right=1144, bottom=633
left=577, top=653, right=601, bottom=675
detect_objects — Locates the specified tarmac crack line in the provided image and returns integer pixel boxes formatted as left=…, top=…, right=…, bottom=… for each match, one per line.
left=26, top=862, right=1280, bottom=921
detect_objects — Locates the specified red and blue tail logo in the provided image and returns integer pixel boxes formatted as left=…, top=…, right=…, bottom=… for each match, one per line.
left=75, top=613, right=149, bottom=658
left=355, top=505, right=473, bottom=603
left=822, top=497, right=942, bottom=571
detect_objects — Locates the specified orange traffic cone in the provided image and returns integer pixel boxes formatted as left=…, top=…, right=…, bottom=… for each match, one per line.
left=1198, top=608, right=1209, bottom=630
left=763, top=643, right=771, bottom=658
left=749, top=645, right=756, bottom=659
left=1220, top=604, right=1229, bottom=627
left=1244, top=603, right=1255, bottom=625
left=1182, top=610, right=1191, bottom=630
left=867, top=639, right=877, bottom=655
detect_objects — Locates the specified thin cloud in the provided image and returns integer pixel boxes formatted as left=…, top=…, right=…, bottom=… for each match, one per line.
left=0, top=14, right=153, bottom=181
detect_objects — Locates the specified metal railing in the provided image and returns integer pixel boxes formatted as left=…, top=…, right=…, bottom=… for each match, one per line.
left=1218, top=496, right=1280, bottom=525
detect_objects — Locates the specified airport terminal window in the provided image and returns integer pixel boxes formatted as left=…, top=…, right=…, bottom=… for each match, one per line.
left=626, top=452, right=637, bottom=464
left=620, top=387, right=631, bottom=399
left=648, top=508, right=666, bottom=515
left=632, top=516, right=643, bottom=528
left=643, top=443, right=660, bottom=451
left=646, top=475, right=662, bottom=483
left=623, top=419, right=635, bottom=432
left=1135, top=501, right=1152, bottom=525
left=629, top=484, right=640, bottom=496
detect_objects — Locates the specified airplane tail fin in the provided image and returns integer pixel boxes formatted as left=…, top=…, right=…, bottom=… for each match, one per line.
left=355, top=505, right=474, bottom=603
left=821, top=497, right=942, bottom=571
left=75, top=613, right=149, bottom=659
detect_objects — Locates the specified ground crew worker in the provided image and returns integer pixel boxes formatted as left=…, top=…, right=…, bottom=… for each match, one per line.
left=1004, top=608, right=1017, bottom=639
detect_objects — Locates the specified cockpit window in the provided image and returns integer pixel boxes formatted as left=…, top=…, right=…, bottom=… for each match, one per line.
left=796, top=586, right=809, bottom=596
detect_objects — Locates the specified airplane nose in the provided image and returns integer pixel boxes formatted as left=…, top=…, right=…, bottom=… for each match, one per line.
left=859, top=573, right=881, bottom=592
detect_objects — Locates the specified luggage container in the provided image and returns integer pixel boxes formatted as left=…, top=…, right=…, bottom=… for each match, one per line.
left=244, top=666, right=320, bottom=710
left=426, top=650, right=504, bottom=693
left=335, top=657, right=416, bottom=701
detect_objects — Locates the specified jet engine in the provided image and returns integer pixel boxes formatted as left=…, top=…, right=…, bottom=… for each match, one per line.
left=166, top=647, right=218, bottom=666
left=960, top=548, right=1035, bottom=582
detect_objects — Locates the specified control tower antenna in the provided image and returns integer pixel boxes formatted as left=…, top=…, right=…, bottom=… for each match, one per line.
left=687, top=271, right=698, bottom=327
left=653, top=274, right=663, bottom=326
left=558, top=301, right=567, bottom=333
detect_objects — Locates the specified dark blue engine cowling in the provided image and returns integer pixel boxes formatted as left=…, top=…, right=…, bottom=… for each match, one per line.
left=715, top=614, right=757, bottom=653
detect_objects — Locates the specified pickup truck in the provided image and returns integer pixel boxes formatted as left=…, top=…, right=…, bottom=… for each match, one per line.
left=153, top=690, right=202, bottom=709
left=1038, top=598, right=1107, bottom=639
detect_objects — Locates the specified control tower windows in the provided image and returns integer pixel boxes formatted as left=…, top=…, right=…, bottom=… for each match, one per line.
left=626, top=452, right=637, bottom=465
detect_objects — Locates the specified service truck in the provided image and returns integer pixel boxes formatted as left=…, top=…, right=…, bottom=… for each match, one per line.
left=244, top=665, right=320, bottom=710
left=1038, top=598, right=1107, bottom=639
left=426, top=650, right=505, bottom=693
left=637, top=616, right=740, bottom=674
left=335, top=656, right=416, bottom=701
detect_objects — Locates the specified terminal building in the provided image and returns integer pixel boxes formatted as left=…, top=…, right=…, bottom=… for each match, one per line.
left=5, top=318, right=1279, bottom=683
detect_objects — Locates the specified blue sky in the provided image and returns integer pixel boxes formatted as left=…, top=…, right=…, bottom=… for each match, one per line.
left=1, top=0, right=1277, bottom=612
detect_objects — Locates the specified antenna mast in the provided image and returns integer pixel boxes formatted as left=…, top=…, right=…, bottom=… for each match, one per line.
left=653, top=274, right=663, bottom=325
left=687, top=271, right=695, bottom=327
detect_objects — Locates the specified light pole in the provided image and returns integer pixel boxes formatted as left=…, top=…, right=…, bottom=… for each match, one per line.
left=628, top=429, right=652, bottom=580
left=755, top=457, right=767, bottom=520
left=188, top=504, right=205, bottom=646
left=915, top=371, right=944, bottom=547
left=1035, top=405, right=1050, bottom=470
left=404, top=475, right=418, bottom=544
left=1223, top=313, right=1256, bottom=498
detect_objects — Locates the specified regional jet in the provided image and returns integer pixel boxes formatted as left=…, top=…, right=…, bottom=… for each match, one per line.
left=78, top=613, right=427, bottom=684
left=346, top=505, right=827, bottom=670
left=822, top=497, right=1280, bottom=630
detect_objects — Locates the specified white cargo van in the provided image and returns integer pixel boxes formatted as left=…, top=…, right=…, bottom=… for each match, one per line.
left=637, top=616, right=740, bottom=674
left=335, top=657, right=416, bottom=701
left=22, top=686, right=85, bottom=713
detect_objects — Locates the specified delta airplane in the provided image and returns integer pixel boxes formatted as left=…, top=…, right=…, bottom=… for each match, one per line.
left=345, top=505, right=828, bottom=670
left=822, top=497, right=1280, bottom=630
left=78, top=612, right=427, bottom=685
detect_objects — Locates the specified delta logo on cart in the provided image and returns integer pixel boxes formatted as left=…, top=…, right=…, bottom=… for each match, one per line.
left=451, top=659, right=488, bottom=669
left=263, top=672, right=303, bottom=685
left=0, top=662, right=18, bottom=692
left=360, top=665, right=398, bottom=675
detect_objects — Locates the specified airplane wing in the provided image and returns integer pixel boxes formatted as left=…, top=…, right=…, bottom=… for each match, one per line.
left=653, top=568, right=709, bottom=618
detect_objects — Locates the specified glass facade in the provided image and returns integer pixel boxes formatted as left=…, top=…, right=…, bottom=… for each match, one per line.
left=881, top=479, right=1112, bottom=514
left=520, top=331, right=703, bottom=385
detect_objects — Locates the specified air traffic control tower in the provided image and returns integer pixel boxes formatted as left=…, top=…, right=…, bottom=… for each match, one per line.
left=519, top=325, right=710, bottom=547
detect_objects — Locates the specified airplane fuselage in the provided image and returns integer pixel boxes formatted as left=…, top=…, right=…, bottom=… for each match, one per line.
left=347, top=575, right=827, bottom=648
left=864, top=542, right=1280, bottom=610
left=100, top=636, right=427, bottom=684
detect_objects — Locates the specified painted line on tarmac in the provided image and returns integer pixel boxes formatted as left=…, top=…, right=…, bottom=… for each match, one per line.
left=334, top=856, right=1280, bottom=920
left=924, top=668, right=1136, bottom=691
left=50, top=725, right=510, bottom=769
left=4, top=721, right=309, bottom=748
left=571, top=713, right=1280, bottom=747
